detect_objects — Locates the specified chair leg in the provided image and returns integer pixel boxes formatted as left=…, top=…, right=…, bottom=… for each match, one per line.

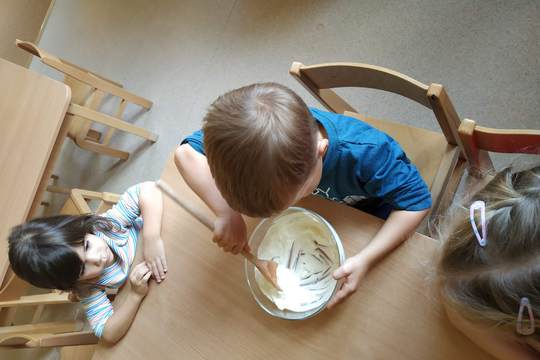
left=47, top=185, right=71, bottom=194
left=31, top=305, right=45, bottom=323
left=86, top=129, right=102, bottom=142
left=101, top=98, right=127, bottom=146
left=0, top=307, right=17, bottom=326
left=74, top=138, right=129, bottom=160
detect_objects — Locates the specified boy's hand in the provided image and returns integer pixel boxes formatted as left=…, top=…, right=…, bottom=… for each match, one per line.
left=327, top=255, right=370, bottom=309
left=213, top=211, right=249, bottom=254
left=143, top=236, right=168, bottom=283
left=129, top=262, right=152, bottom=297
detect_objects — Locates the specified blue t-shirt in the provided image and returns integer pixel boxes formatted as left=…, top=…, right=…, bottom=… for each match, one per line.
left=181, top=108, right=432, bottom=212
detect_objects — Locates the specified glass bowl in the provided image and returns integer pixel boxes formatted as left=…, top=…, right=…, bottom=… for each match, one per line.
left=244, top=207, right=345, bottom=320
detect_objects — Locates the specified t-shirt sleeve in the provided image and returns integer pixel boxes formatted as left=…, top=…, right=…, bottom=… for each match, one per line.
left=80, top=288, right=114, bottom=338
left=356, top=141, right=432, bottom=211
left=103, top=184, right=141, bottom=228
left=180, top=129, right=205, bottom=155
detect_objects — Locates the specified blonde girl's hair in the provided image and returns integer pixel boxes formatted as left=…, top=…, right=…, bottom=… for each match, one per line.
left=203, top=82, right=318, bottom=217
left=437, top=165, right=540, bottom=345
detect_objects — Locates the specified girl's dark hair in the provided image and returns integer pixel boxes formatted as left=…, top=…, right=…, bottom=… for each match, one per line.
left=8, top=215, right=119, bottom=291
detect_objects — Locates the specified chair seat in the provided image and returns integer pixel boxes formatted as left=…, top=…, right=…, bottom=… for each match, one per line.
left=344, top=111, right=456, bottom=190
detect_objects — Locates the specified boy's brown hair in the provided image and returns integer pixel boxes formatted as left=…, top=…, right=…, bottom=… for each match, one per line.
left=437, top=165, right=540, bottom=346
left=203, top=82, right=318, bottom=217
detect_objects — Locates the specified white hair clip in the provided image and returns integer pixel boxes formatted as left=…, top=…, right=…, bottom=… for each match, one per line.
left=469, top=200, right=487, bottom=247
left=517, top=297, right=535, bottom=336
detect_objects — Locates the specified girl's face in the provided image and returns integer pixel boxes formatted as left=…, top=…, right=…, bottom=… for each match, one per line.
left=73, top=234, right=115, bottom=281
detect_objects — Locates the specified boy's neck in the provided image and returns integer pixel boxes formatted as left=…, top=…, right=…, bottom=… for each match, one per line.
left=317, top=123, right=329, bottom=158
left=317, top=123, right=328, bottom=141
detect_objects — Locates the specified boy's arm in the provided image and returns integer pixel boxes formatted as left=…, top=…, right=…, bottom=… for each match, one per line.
left=174, top=145, right=247, bottom=254
left=327, top=208, right=428, bottom=308
left=101, top=262, right=151, bottom=344
left=139, top=181, right=167, bottom=282
left=327, top=139, right=432, bottom=307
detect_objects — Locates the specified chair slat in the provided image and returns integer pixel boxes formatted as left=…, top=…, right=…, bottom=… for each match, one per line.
left=294, top=62, right=431, bottom=107
left=459, top=118, right=540, bottom=174
left=474, top=126, right=540, bottom=154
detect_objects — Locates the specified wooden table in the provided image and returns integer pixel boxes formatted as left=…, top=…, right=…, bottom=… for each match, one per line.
left=0, top=58, right=71, bottom=290
left=92, top=153, right=493, bottom=360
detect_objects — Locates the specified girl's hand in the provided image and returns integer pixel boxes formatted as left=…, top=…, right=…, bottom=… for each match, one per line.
left=327, top=255, right=370, bottom=309
left=213, top=211, right=249, bottom=254
left=143, top=237, right=167, bottom=283
left=129, top=262, right=152, bottom=297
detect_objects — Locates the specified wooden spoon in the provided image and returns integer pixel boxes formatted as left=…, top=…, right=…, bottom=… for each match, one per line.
left=156, top=180, right=281, bottom=291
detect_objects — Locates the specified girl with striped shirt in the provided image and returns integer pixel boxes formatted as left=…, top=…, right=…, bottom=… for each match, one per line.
left=8, top=182, right=167, bottom=343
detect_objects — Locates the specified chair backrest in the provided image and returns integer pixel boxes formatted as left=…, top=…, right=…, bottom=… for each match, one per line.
left=16, top=39, right=147, bottom=144
left=60, top=189, right=120, bottom=216
left=459, top=118, right=540, bottom=173
left=289, top=62, right=465, bottom=150
left=15, top=39, right=151, bottom=109
left=0, top=329, right=97, bottom=348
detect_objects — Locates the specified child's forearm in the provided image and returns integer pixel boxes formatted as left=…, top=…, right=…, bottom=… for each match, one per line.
left=101, top=291, right=145, bottom=344
left=358, top=209, right=428, bottom=267
left=139, top=181, right=163, bottom=242
left=174, top=145, right=237, bottom=217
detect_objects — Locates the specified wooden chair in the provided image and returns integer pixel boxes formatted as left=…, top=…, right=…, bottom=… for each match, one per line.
left=0, top=189, right=119, bottom=351
left=289, top=62, right=468, bottom=223
left=458, top=118, right=540, bottom=175
left=0, top=284, right=98, bottom=351
left=16, top=39, right=158, bottom=160
left=59, top=189, right=120, bottom=215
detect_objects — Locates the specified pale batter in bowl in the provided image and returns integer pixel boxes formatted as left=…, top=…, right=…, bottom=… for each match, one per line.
left=253, top=209, right=342, bottom=314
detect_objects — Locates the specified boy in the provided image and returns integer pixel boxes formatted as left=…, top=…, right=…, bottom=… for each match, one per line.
left=175, top=82, right=431, bottom=307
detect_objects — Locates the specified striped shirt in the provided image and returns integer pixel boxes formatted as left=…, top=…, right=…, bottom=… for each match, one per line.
left=80, top=184, right=143, bottom=337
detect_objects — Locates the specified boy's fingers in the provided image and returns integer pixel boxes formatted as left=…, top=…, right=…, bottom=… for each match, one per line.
left=222, top=242, right=233, bottom=253
left=332, top=265, right=349, bottom=280
left=143, top=271, right=152, bottom=282
left=231, top=244, right=240, bottom=254
left=327, top=285, right=350, bottom=309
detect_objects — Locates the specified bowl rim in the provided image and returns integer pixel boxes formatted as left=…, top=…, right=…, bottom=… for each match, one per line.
left=244, top=206, right=346, bottom=320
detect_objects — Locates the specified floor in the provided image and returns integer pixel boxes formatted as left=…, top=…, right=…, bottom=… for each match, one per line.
left=6, top=1, right=540, bottom=359
left=31, top=0, right=539, bottom=213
